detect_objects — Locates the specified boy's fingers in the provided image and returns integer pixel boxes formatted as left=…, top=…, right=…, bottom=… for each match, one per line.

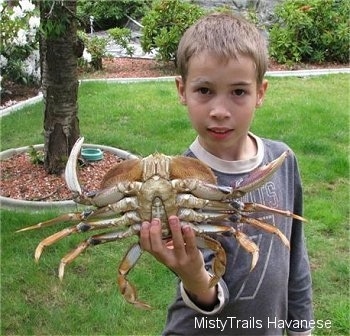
left=141, top=217, right=199, bottom=264
left=168, top=216, right=187, bottom=258
left=140, top=219, right=164, bottom=252
left=148, top=218, right=165, bottom=253
left=140, top=221, right=151, bottom=251
left=182, top=225, right=198, bottom=254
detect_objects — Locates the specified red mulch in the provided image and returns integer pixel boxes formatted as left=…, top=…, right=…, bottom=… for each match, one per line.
left=1, top=80, right=41, bottom=109
left=79, top=57, right=176, bottom=79
left=0, top=151, right=122, bottom=201
left=0, top=57, right=347, bottom=202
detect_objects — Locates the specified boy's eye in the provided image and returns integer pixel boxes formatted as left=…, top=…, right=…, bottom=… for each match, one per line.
left=234, top=89, right=245, bottom=96
left=198, top=87, right=210, bottom=95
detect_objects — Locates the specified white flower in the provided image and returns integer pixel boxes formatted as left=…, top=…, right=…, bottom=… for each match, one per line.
left=13, top=29, right=27, bottom=46
left=29, top=16, right=40, bottom=30
left=19, top=0, right=35, bottom=13
left=28, top=16, right=40, bottom=41
left=82, top=48, right=92, bottom=63
left=11, top=5, right=25, bottom=19
left=0, top=54, right=8, bottom=69
left=23, top=50, right=40, bottom=82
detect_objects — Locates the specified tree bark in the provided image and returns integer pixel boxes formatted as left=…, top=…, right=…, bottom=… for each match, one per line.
left=40, top=0, right=80, bottom=174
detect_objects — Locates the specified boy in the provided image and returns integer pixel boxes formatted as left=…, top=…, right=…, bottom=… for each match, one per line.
left=140, top=12, right=313, bottom=336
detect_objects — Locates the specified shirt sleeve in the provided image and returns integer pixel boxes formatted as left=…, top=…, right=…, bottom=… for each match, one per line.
left=180, top=278, right=229, bottom=315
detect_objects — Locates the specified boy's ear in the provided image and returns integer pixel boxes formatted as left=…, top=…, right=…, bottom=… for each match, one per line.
left=256, top=79, right=268, bottom=108
left=175, top=76, right=187, bottom=105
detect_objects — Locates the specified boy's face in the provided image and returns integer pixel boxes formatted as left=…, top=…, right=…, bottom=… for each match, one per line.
left=176, top=52, right=267, bottom=161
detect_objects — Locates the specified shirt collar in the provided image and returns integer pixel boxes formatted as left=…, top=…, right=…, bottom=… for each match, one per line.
left=189, top=132, right=264, bottom=174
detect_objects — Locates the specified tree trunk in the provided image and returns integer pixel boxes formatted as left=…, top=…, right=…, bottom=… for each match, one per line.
left=40, top=0, right=80, bottom=174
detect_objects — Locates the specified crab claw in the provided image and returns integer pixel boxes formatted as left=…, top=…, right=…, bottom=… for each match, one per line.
left=230, top=151, right=289, bottom=198
left=65, top=136, right=85, bottom=195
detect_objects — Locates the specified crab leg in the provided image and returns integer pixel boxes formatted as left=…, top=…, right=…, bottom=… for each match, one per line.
left=16, top=196, right=140, bottom=234
left=178, top=208, right=229, bottom=223
left=58, top=224, right=141, bottom=280
left=190, top=223, right=258, bottom=272
left=185, top=204, right=291, bottom=250
left=117, top=243, right=152, bottom=310
left=15, top=211, right=93, bottom=232
left=90, top=197, right=139, bottom=218
left=243, top=203, right=306, bottom=222
left=186, top=223, right=256, bottom=282
left=81, top=182, right=142, bottom=208
left=177, top=193, right=305, bottom=230
left=233, top=230, right=259, bottom=271
left=16, top=198, right=140, bottom=236
left=33, top=212, right=142, bottom=262
left=242, top=217, right=290, bottom=249
left=35, top=226, right=79, bottom=262
left=176, top=194, right=233, bottom=210
left=193, top=233, right=227, bottom=288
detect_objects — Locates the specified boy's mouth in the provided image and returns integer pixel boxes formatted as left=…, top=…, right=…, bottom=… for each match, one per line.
left=208, top=127, right=232, bottom=134
left=208, top=127, right=233, bottom=139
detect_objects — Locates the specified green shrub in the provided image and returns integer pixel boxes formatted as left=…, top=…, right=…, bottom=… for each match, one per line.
left=77, top=0, right=152, bottom=30
left=141, top=0, right=205, bottom=63
left=108, top=27, right=134, bottom=57
left=28, top=146, right=44, bottom=165
left=77, top=31, right=109, bottom=70
left=269, top=0, right=350, bottom=64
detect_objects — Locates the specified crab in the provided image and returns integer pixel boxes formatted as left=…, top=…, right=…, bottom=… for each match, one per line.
left=17, top=137, right=305, bottom=309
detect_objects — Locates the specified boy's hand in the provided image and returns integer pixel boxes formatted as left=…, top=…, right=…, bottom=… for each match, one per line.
left=140, top=215, right=218, bottom=308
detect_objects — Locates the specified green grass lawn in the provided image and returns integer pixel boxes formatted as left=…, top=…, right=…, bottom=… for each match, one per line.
left=1, top=74, right=349, bottom=335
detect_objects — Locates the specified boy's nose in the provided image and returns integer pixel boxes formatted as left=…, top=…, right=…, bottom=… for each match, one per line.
left=209, top=103, right=231, bottom=119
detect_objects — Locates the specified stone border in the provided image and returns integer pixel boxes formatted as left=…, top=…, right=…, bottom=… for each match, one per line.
left=0, top=92, right=43, bottom=117
left=266, top=68, right=350, bottom=77
left=0, top=143, right=138, bottom=211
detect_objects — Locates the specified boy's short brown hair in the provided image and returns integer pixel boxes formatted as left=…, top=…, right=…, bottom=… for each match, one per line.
left=176, top=12, right=268, bottom=84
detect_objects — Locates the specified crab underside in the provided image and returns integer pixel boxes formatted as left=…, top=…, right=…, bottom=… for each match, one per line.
left=17, top=137, right=305, bottom=309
